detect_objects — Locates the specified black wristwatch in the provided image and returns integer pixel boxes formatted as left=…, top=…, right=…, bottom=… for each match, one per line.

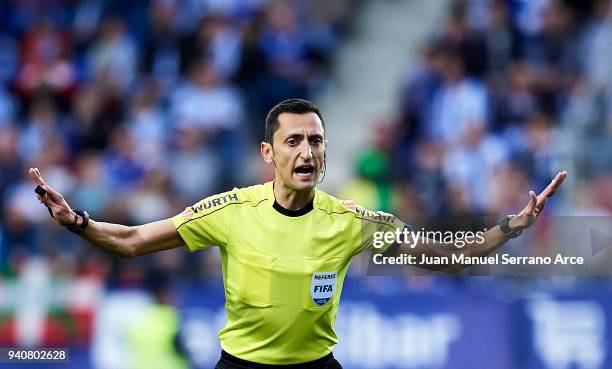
left=67, top=210, right=90, bottom=234
left=497, top=215, right=523, bottom=239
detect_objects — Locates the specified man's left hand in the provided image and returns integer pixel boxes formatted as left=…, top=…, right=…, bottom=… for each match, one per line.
left=509, top=170, right=568, bottom=231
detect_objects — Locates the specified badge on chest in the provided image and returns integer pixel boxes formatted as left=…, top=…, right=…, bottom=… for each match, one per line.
left=310, top=271, right=338, bottom=306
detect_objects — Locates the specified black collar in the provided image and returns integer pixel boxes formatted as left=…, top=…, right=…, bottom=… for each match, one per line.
left=273, top=200, right=314, bottom=217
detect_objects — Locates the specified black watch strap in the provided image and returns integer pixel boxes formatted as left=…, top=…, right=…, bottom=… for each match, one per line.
left=498, top=215, right=522, bottom=239
left=67, top=210, right=90, bottom=234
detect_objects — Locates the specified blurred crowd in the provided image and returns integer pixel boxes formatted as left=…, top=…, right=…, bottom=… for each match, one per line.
left=342, top=0, right=612, bottom=219
left=0, top=0, right=353, bottom=275
left=2, top=0, right=612, bottom=350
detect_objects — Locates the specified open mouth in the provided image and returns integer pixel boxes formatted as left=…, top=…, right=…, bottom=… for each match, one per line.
left=294, top=164, right=315, bottom=177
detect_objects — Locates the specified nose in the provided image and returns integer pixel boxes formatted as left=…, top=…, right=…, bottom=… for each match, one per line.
left=299, top=141, right=313, bottom=160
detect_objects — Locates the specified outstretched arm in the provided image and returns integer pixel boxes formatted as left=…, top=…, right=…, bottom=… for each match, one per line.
left=400, top=170, right=568, bottom=273
left=29, top=168, right=185, bottom=258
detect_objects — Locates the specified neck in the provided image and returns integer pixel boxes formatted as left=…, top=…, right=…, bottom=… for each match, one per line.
left=273, top=180, right=315, bottom=210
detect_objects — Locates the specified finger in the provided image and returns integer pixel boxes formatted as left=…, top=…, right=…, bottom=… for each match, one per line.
left=34, top=185, right=47, bottom=198
left=527, top=190, right=537, bottom=213
left=30, top=168, right=65, bottom=203
left=45, top=205, right=55, bottom=219
left=546, top=170, right=567, bottom=195
left=536, top=172, right=567, bottom=209
left=539, top=171, right=567, bottom=200
left=535, top=197, right=548, bottom=214
left=34, top=192, right=57, bottom=219
left=36, top=189, right=53, bottom=207
left=540, top=172, right=562, bottom=197
left=29, top=167, right=45, bottom=186
left=30, top=168, right=62, bottom=204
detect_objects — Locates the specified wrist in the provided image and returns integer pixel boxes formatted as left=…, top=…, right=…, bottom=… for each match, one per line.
left=498, top=214, right=523, bottom=239
left=67, top=210, right=90, bottom=234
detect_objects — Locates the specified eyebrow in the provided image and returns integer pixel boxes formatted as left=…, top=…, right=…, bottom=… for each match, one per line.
left=284, top=133, right=324, bottom=140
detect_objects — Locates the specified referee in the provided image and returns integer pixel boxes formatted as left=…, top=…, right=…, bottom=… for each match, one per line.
left=29, top=98, right=566, bottom=368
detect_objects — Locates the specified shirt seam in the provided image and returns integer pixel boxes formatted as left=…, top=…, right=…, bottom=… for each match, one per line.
left=356, top=216, right=402, bottom=227
left=316, top=208, right=353, bottom=216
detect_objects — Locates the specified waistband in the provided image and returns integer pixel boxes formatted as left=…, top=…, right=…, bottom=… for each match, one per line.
left=220, top=350, right=335, bottom=369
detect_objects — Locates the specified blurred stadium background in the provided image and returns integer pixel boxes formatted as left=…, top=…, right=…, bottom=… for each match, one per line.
left=0, top=0, right=611, bottom=368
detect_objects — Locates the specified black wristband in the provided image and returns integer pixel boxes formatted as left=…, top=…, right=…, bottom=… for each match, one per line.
left=67, top=210, right=90, bottom=234
left=497, top=215, right=523, bottom=239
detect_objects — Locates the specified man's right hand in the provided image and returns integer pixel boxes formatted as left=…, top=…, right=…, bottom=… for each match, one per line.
left=29, top=167, right=185, bottom=258
left=29, top=167, right=78, bottom=226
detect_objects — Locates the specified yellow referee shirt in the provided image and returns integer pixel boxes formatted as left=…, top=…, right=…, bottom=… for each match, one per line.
left=171, top=181, right=404, bottom=364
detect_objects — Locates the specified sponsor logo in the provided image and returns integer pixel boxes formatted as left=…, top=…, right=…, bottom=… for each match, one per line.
left=311, top=271, right=337, bottom=306
left=191, top=193, right=239, bottom=213
left=356, top=206, right=397, bottom=224
left=342, top=200, right=396, bottom=224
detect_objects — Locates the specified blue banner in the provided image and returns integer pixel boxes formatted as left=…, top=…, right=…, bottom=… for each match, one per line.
left=175, top=277, right=611, bottom=369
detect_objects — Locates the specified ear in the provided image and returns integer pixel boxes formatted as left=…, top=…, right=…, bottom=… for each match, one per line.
left=260, top=141, right=274, bottom=164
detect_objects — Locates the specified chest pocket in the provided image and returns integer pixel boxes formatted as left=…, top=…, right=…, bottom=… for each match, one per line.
left=232, top=248, right=275, bottom=307
left=303, top=257, right=344, bottom=310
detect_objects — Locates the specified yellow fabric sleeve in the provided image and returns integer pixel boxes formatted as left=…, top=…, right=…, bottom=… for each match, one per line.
left=171, top=189, right=243, bottom=252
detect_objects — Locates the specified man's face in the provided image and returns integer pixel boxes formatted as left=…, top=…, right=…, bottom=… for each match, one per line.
left=262, top=112, right=326, bottom=191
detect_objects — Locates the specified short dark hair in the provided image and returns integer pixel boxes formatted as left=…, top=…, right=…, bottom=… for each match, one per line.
left=264, top=98, right=325, bottom=145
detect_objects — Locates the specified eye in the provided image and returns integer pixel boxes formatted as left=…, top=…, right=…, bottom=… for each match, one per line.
left=310, top=137, right=322, bottom=145
left=287, top=138, right=297, bottom=146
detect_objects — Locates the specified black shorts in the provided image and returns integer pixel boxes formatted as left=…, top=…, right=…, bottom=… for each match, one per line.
left=214, top=350, right=343, bottom=369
